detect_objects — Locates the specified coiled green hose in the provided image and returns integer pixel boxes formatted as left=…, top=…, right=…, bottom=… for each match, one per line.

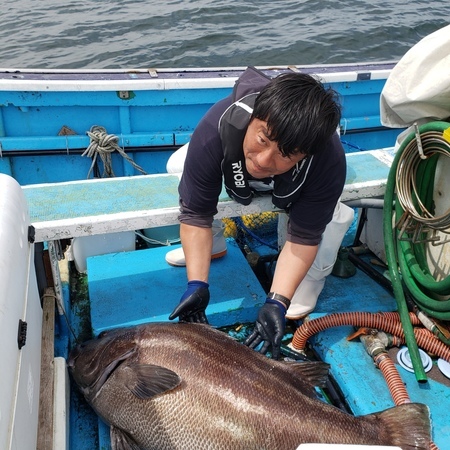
left=384, top=121, right=450, bottom=382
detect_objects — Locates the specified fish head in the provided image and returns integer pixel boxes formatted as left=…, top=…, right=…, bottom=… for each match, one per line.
left=68, top=327, right=137, bottom=401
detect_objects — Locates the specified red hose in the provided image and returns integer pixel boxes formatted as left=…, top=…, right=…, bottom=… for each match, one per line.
left=414, top=328, right=450, bottom=361
left=377, top=311, right=421, bottom=326
left=374, top=353, right=410, bottom=405
left=291, top=311, right=450, bottom=362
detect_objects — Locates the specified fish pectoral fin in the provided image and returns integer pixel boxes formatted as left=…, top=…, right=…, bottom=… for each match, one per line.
left=122, top=363, right=181, bottom=399
left=110, top=424, right=141, bottom=450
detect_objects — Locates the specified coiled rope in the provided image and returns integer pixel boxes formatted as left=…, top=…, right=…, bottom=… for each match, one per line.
left=82, top=125, right=147, bottom=178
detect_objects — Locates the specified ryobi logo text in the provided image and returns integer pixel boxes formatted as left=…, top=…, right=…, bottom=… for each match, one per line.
left=232, top=161, right=245, bottom=187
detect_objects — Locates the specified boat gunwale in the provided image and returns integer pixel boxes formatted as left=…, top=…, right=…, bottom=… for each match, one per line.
left=0, top=62, right=396, bottom=92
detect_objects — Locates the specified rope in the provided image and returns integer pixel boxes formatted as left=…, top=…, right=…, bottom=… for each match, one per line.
left=82, top=125, right=147, bottom=178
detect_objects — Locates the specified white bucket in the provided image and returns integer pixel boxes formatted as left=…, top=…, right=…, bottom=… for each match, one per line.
left=141, top=225, right=181, bottom=248
left=71, top=231, right=136, bottom=272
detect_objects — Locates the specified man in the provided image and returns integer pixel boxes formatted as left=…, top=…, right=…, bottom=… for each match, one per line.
left=167, top=66, right=352, bottom=359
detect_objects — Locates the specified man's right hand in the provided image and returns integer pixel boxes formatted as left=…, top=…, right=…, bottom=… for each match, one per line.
left=243, top=299, right=286, bottom=359
left=169, top=280, right=210, bottom=323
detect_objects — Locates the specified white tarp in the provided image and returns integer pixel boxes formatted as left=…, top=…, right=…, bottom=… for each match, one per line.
left=380, top=24, right=450, bottom=128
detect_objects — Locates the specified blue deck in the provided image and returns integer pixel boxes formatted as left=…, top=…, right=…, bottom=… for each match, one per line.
left=86, top=241, right=267, bottom=449
left=23, top=150, right=392, bottom=225
left=310, top=270, right=450, bottom=449
left=87, top=242, right=265, bottom=335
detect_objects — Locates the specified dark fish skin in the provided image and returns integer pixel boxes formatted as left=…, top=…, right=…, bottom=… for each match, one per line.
left=68, top=322, right=431, bottom=450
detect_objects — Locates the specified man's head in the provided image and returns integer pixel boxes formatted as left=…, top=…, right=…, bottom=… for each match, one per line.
left=253, top=72, right=341, bottom=157
left=243, top=72, right=341, bottom=179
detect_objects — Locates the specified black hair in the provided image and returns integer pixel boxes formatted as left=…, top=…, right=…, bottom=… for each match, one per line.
left=252, top=72, right=342, bottom=157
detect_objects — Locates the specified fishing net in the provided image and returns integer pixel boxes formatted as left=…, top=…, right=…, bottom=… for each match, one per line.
left=223, top=212, right=279, bottom=253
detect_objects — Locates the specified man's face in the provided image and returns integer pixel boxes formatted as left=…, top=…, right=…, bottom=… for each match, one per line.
left=243, top=118, right=306, bottom=179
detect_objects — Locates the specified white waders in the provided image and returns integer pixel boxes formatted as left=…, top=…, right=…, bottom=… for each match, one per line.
left=278, top=202, right=354, bottom=320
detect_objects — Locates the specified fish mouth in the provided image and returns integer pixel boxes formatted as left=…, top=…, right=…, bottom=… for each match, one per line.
left=67, top=344, right=82, bottom=369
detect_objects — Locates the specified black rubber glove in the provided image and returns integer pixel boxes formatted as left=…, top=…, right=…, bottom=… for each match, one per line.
left=169, top=280, right=210, bottom=323
left=244, top=299, right=286, bottom=359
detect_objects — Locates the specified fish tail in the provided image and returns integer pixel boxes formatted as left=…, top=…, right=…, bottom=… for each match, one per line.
left=375, top=403, right=431, bottom=449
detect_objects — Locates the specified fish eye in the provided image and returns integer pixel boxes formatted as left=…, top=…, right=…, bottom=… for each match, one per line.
left=98, top=327, right=122, bottom=338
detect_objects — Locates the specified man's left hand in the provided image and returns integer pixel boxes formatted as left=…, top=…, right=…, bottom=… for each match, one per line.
left=244, top=300, right=286, bottom=359
left=169, top=280, right=210, bottom=323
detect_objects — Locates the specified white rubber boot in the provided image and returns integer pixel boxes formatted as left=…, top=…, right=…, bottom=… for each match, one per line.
left=285, top=269, right=327, bottom=320
left=285, top=201, right=355, bottom=320
left=165, top=221, right=227, bottom=267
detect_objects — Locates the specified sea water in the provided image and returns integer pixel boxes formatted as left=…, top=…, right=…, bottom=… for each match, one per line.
left=1, top=0, right=447, bottom=69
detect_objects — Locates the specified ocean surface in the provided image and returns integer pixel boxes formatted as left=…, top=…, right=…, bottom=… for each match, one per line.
left=0, top=0, right=448, bottom=69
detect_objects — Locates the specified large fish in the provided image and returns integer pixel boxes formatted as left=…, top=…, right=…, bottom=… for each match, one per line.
left=68, top=322, right=431, bottom=450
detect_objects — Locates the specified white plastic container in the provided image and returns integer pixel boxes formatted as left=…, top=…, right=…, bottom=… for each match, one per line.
left=71, top=231, right=136, bottom=272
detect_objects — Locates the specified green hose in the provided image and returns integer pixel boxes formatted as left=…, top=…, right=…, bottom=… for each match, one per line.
left=383, top=121, right=450, bottom=383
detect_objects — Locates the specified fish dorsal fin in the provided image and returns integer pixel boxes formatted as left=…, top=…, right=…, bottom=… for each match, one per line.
left=110, top=424, right=141, bottom=450
left=120, top=363, right=181, bottom=399
left=280, top=361, right=330, bottom=389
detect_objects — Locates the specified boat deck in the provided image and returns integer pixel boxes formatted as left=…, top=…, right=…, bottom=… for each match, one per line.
left=65, top=238, right=450, bottom=450
left=310, top=268, right=450, bottom=450
left=22, top=142, right=446, bottom=449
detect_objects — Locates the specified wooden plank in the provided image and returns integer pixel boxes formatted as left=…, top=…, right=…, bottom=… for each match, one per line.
left=37, top=288, right=55, bottom=450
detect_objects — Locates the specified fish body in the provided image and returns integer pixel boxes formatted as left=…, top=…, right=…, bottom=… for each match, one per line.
left=68, top=322, right=431, bottom=450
